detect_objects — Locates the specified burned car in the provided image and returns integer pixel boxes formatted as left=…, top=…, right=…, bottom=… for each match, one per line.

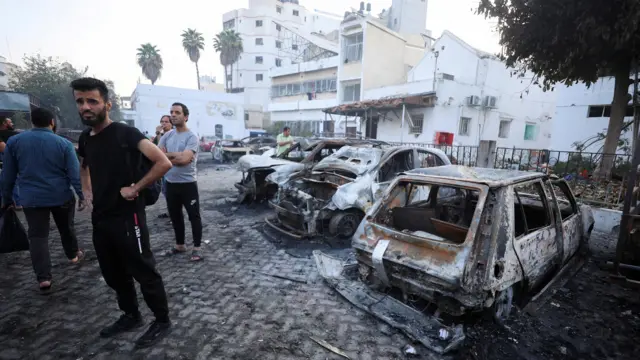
left=265, top=145, right=451, bottom=239
left=351, top=166, right=594, bottom=321
left=240, top=136, right=277, bottom=155
left=235, top=138, right=388, bottom=203
left=211, top=139, right=254, bottom=163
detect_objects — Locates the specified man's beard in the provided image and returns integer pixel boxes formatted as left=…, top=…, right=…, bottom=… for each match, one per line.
left=79, top=107, right=107, bottom=127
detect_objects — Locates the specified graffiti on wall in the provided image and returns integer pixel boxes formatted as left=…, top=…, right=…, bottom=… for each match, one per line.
left=206, top=101, right=236, bottom=119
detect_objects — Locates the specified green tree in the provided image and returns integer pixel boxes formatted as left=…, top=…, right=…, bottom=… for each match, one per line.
left=214, top=30, right=243, bottom=92
left=181, top=29, right=205, bottom=90
left=136, top=43, right=163, bottom=85
left=8, top=55, right=123, bottom=129
left=477, top=0, right=640, bottom=178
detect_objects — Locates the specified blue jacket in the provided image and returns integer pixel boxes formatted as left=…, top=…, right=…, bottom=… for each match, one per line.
left=1, top=128, right=83, bottom=207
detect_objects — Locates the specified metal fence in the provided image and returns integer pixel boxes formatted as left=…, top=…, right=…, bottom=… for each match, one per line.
left=387, top=142, right=632, bottom=209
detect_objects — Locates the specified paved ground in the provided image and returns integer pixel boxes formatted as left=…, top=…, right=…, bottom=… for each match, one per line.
left=0, top=160, right=637, bottom=360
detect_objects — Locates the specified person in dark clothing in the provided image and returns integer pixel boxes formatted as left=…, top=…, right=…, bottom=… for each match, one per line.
left=72, top=77, right=173, bottom=348
left=0, top=109, right=85, bottom=291
left=0, top=116, right=22, bottom=208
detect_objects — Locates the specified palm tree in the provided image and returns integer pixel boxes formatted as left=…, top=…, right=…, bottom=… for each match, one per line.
left=136, top=43, right=163, bottom=85
left=181, top=29, right=205, bottom=90
left=214, top=30, right=243, bottom=92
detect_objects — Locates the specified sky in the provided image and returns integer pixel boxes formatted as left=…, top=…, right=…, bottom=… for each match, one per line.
left=0, top=0, right=500, bottom=97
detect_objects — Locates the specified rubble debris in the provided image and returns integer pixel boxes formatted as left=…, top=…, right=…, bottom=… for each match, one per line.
left=255, top=271, right=307, bottom=284
left=313, top=251, right=465, bottom=354
left=309, top=336, right=350, bottom=359
left=402, top=344, right=418, bottom=356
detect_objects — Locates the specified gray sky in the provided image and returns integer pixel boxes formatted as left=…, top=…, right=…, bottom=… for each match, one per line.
left=0, top=0, right=499, bottom=96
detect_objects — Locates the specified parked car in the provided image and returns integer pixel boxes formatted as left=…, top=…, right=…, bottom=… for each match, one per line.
left=241, top=136, right=277, bottom=155
left=211, top=139, right=254, bottom=163
left=235, top=138, right=389, bottom=203
left=265, top=145, right=451, bottom=239
left=200, top=135, right=220, bottom=152
left=351, top=166, right=594, bottom=321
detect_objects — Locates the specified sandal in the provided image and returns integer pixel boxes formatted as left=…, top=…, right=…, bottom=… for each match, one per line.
left=69, top=250, right=85, bottom=264
left=39, top=280, right=52, bottom=292
left=190, top=250, right=203, bottom=262
left=164, top=247, right=186, bottom=257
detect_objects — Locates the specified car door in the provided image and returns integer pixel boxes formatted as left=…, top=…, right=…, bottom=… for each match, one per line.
left=548, top=179, right=582, bottom=262
left=511, top=180, right=561, bottom=290
left=372, top=149, right=415, bottom=201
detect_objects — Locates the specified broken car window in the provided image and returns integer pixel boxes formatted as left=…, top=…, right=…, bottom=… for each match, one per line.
left=378, top=150, right=415, bottom=182
left=514, top=181, right=552, bottom=238
left=373, top=181, right=480, bottom=244
left=551, top=181, right=577, bottom=220
left=417, top=150, right=445, bottom=168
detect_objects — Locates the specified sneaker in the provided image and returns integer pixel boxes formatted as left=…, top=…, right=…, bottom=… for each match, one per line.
left=99, top=313, right=143, bottom=338
left=135, top=320, right=172, bottom=349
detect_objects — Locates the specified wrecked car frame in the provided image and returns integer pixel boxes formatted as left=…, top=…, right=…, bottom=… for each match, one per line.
left=351, top=166, right=595, bottom=320
left=265, top=145, right=451, bottom=239
left=235, top=138, right=389, bottom=203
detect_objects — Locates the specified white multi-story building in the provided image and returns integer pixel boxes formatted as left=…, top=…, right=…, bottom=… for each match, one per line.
left=379, top=0, right=429, bottom=36
left=349, top=31, right=555, bottom=149
left=552, top=78, right=637, bottom=153
left=199, top=75, right=225, bottom=93
left=267, top=3, right=432, bottom=135
left=0, top=56, right=18, bottom=90
left=221, top=0, right=342, bottom=110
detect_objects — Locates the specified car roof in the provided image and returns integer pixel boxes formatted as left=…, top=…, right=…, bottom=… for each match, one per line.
left=403, top=165, right=545, bottom=187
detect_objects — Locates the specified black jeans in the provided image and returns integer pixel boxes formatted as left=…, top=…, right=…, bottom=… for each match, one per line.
left=23, top=199, right=79, bottom=282
left=166, top=181, right=202, bottom=247
left=92, top=208, right=169, bottom=322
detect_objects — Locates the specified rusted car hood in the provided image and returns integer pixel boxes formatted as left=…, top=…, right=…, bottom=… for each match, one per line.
left=312, top=146, right=383, bottom=176
left=237, top=154, right=297, bottom=173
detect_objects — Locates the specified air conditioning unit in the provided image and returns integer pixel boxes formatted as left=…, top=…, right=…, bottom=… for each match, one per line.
left=467, top=95, right=481, bottom=106
left=483, top=96, right=498, bottom=108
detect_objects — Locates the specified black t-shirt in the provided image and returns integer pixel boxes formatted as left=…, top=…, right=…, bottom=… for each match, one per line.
left=78, top=122, right=146, bottom=217
left=0, top=129, right=19, bottom=143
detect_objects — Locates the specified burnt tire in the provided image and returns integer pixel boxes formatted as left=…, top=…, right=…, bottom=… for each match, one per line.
left=328, top=210, right=364, bottom=239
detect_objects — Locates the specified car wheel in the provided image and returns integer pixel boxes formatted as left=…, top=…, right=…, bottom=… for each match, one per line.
left=492, top=286, right=514, bottom=324
left=329, top=211, right=364, bottom=239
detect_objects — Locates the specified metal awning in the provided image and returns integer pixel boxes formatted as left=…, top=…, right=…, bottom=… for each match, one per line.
left=0, top=91, right=41, bottom=113
left=323, top=91, right=437, bottom=116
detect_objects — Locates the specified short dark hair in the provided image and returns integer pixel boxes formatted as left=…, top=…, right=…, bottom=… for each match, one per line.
left=283, top=126, right=290, bottom=131
left=160, top=115, right=171, bottom=122
left=70, top=77, right=109, bottom=102
left=171, top=102, right=189, bottom=116
left=31, top=108, right=55, bottom=128
left=0, top=116, right=8, bottom=127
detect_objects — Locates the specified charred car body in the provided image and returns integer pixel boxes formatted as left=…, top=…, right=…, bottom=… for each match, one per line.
left=235, top=138, right=388, bottom=203
left=352, top=166, right=594, bottom=320
left=266, top=146, right=451, bottom=239
left=211, top=139, right=254, bottom=163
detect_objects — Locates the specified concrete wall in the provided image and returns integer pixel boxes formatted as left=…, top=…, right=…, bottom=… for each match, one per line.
left=552, top=77, right=636, bottom=152
left=361, top=22, right=407, bottom=91
left=130, top=85, right=248, bottom=139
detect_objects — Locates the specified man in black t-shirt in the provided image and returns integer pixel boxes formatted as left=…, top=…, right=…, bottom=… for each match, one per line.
left=72, top=78, right=173, bottom=349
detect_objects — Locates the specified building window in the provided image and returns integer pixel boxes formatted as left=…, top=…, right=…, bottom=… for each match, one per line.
left=256, top=74, right=264, bottom=82
left=276, top=24, right=281, bottom=31
left=255, top=20, right=263, bottom=27
left=410, top=114, right=424, bottom=134
left=271, top=78, right=337, bottom=98
left=244, top=111, right=250, bottom=121
left=255, top=38, right=263, bottom=46
left=293, top=10, right=299, bottom=16
left=524, top=123, right=537, bottom=141
left=498, top=119, right=511, bottom=138
left=275, top=58, right=282, bottom=67
left=276, top=6, right=282, bottom=14
left=459, top=117, right=471, bottom=136
left=255, top=56, right=263, bottom=64
left=588, top=105, right=635, bottom=117
left=343, top=83, right=361, bottom=102
left=343, top=33, right=364, bottom=62
left=292, top=44, right=298, bottom=51
left=223, top=19, right=235, bottom=30
left=276, top=40, right=282, bottom=48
